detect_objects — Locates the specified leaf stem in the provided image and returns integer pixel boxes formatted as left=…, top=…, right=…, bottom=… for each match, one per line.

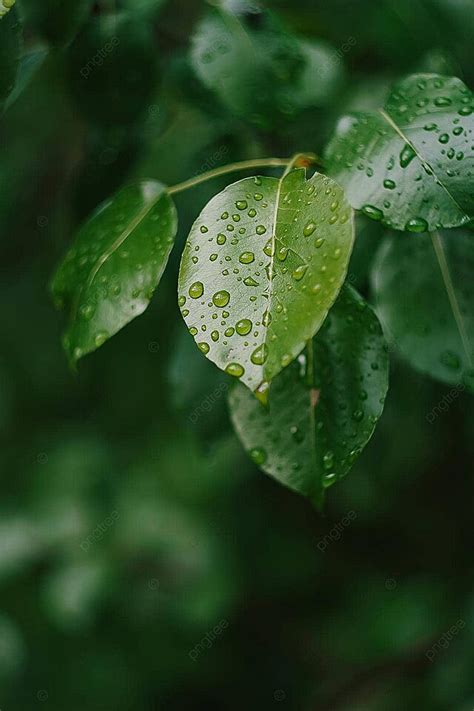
left=430, top=230, right=473, bottom=367
left=167, top=154, right=322, bottom=196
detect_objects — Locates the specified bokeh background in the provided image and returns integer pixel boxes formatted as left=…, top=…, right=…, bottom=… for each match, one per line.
left=1, top=0, right=474, bottom=709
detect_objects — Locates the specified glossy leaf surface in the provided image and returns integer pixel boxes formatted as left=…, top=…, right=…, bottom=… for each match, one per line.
left=228, top=286, right=389, bottom=508
left=52, top=182, right=177, bottom=364
left=178, top=168, right=354, bottom=392
left=373, top=229, right=474, bottom=391
left=325, top=73, right=474, bottom=232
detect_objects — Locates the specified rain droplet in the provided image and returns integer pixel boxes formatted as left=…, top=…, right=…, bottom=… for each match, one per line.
left=189, top=282, right=204, bottom=299
left=236, top=319, right=252, bottom=336
left=250, top=344, right=269, bottom=365
left=213, top=290, right=230, bottom=307
left=226, top=362, right=245, bottom=378
left=362, top=205, right=384, bottom=221
left=250, top=448, right=267, bottom=465
left=405, top=217, right=428, bottom=233
left=399, top=144, right=416, bottom=168
left=303, top=221, right=317, bottom=237
left=239, top=251, right=255, bottom=264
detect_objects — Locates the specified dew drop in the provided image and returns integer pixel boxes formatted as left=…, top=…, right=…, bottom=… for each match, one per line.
left=226, top=362, right=245, bottom=378
left=239, top=251, right=255, bottom=264
left=236, top=319, right=252, bottom=336
left=212, top=290, right=230, bottom=307
left=405, top=217, right=428, bottom=233
left=189, top=281, right=204, bottom=299
left=251, top=344, right=269, bottom=365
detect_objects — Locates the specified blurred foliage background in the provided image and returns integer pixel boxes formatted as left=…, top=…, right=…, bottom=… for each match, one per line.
left=1, top=0, right=474, bottom=709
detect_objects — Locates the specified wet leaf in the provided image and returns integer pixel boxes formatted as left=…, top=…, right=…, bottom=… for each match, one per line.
left=178, top=168, right=354, bottom=392
left=51, top=182, right=177, bottom=365
left=325, top=73, right=474, bottom=232
left=228, top=286, right=389, bottom=508
left=373, top=228, right=474, bottom=392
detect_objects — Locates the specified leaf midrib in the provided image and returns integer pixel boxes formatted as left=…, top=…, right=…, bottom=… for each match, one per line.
left=70, top=186, right=165, bottom=327
left=378, top=108, right=468, bottom=221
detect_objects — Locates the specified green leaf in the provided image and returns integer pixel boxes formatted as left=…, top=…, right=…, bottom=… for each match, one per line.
left=51, top=182, right=177, bottom=365
left=373, top=228, right=474, bottom=392
left=191, top=8, right=342, bottom=127
left=178, top=168, right=354, bottom=393
left=325, top=73, right=474, bottom=232
left=0, top=0, right=15, bottom=19
left=19, top=0, right=93, bottom=47
left=0, top=7, right=22, bottom=114
left=228, top=285, right=389, bottom=508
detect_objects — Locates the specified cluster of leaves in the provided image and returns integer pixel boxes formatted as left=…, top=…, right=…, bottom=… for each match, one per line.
left=3, top=1, right=474, bottom=709
left=3, top=0, right=473, bottom=508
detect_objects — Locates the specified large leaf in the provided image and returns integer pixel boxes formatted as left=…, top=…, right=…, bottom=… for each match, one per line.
left=191, top=8, right=342, bottom=127
left=0, top=7, right=22, bottom=113
left=325, top=73, right=474, bottom=232
left=178, top=168, right=354, bottom=393
left=373, top=228, right=474, bottom=392
left=51, top=182, right=177, bottom=365
left=228, top=286, right=389, bottom=508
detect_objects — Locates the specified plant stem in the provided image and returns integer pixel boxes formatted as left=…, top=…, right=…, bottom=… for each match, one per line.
left=430, top=230, right=473, bottom=366
left=167, top=154, right=322, bottom=196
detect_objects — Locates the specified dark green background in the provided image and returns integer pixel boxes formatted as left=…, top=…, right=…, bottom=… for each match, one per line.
left=1, top=0, right=473, bottom=709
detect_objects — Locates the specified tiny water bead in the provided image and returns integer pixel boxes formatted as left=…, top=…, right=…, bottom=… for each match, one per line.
left=250, top=448, right=267, bottom=465
left=362, top=205, right=384, bottom=221
left=189, top=281, right=204, bottom=299
left=239, top=251, right=255, bottom=264
left=236, top=200, right=248, bottom=210
left=94, top=331, right=108, bottom=347
left=226, top=362, right=245, bottom=378
left=236, top=319, right=252, bottom=336
left=256, top=225, right=267, bottom=235
left=405, top=217, right=428, bottom=233
left=303, top=221, right=317, bottom=236
left=250, top=344, right=269, bottom=365
left=198, top=342, right=210, bottom=354
left=212, top=290, right=230, bottom=307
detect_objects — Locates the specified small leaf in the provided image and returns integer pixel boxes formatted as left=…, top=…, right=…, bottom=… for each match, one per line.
left=228, top=286, right=389, bottom=508
left=0, top=7, right=22, bottom=114
left=191, top=8, right=342, bottom=127
left=51, top=182, right=177, bottom=365
left=178, top=168, right=354, bottom=392
left=373, top=228, right=474, bottom=392
left=325, top=73, right=474, bottom=231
